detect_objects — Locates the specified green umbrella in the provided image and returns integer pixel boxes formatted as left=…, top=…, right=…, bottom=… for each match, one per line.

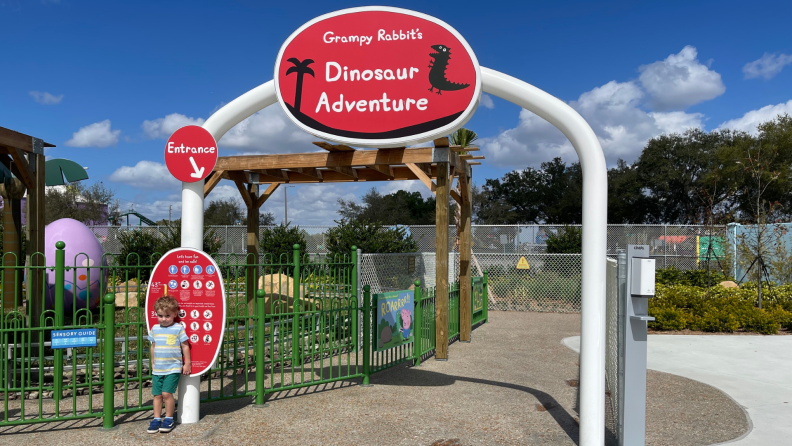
left=45, top=158, right=89, bottom=186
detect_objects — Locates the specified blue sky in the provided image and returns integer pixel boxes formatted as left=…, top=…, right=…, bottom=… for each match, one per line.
left=2, top=0, right=791, bottom=225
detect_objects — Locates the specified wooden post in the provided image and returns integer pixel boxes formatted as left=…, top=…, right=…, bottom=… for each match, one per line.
left=246, top=183, right=259, bottom=304
left=459, top=166, right=472, bottom=342
left=26, top=152, right=46, bottom=325
left=435, top=145, right=449, bottom=360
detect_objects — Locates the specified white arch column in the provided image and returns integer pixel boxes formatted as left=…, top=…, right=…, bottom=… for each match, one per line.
left=188, top=71, right=608, bottom=446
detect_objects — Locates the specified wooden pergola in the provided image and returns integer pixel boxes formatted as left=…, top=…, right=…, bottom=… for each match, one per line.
left=205, top=137, right=485, bottom=358
left=0, top=126, right=54, bottom=318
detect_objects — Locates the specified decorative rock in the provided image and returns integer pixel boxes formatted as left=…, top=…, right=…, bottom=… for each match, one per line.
left=720, top=281, right=739, bottom=288
left=28, top=391, right=39, bottom=399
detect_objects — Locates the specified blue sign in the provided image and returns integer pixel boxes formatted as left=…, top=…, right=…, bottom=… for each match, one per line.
left=180, top=265, right=190, bottom=275
left=374, top=290, right=414, bottom=352
left=168, top=280, right=178, bottom=289
left=193, top=265, right=203, bottom=274
left=51, top=329, right=97, bottom=349
left=168, top=265, right=178, bottom=274
left=206, top=265, right=215, bottom=275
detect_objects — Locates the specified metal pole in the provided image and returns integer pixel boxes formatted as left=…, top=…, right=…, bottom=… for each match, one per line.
left=413, top=280, right=422, bottom=366
left=53, top=241, right=65, bottom=408
left=663, top=225, right=667, bottom=268
left=351, top=246, right=358, bottom=352
left=284, top=187, right=287, bottom=224
left=255, top=289, right=267, bottom=406
left=482, top=68, right=608, bottom=446
left=103, top=293, right=116, bottom=429
left=362, top=285, right=371, bottom=386
left=176, top=180, right=203, bottom=424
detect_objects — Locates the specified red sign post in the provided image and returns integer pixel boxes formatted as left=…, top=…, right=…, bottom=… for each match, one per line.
left=274, top=7, right=481, bottom=148
left=145, top=248, right=226, bottom=376
left=164, top=125, right=218, bottom=183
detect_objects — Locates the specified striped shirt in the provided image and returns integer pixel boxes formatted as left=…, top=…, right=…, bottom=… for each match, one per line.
left=148, top=323, right=188, bottom=375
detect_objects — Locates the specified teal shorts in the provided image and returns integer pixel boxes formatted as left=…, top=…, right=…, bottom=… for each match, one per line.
left=152, top=373, right=181, bottom=396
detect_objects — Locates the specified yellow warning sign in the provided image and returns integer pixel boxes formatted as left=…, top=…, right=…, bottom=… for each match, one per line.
left=517, top=256, right=530, bottom=270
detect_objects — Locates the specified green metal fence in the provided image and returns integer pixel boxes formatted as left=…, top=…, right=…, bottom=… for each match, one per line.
left=0, top=242, right=486, bottom=429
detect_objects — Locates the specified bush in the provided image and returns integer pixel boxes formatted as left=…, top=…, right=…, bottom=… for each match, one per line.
left=324, top=219, right=417, bottom=260
left=545, top=226, right=582, bottom=254
left=647, top=283, right=792, bottom=334
left=260, top=223, right=308, bottom=264
left=655, top=266, right=730, bottom=287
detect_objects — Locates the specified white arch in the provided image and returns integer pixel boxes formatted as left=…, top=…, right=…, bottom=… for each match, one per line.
left=182, top=69, right=607, bottom=446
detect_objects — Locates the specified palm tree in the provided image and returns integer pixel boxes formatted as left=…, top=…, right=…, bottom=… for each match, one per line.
left=286, top=58, right=315, bottom=113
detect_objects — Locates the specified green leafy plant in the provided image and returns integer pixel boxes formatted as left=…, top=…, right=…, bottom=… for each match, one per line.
left=259, top=223, right=308, bottom=264
left=545, top=225, right=582, bottom=254
left=324, top=219, right=417, bottom=259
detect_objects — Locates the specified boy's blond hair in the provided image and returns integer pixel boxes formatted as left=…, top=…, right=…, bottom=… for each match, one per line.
left=154, top=295, right=179, bottom=314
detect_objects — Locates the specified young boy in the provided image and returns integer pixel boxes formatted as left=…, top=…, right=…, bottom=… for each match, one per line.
left=147, top=296, right=191, bottom=434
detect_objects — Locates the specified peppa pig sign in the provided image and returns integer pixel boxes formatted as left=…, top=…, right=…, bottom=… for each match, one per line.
left=373, top=290, right=414, bottom=352
left=274, top=6, right=481, bottom=148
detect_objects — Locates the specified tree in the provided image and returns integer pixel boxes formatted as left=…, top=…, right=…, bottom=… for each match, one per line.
left=545, top=225, right=582, bottom=253
left=325, top=219, right=417, bottom=259
left=260, top=211, right=275, bottom=226
left=337, top=188, right=446, bottom=225
left=286, top=58, right=315, bottom=112
left=476, top=158, right=582, bottom=224
left=260, top=223, right=308, bottom=263
left=45, top=181, right=118, bottom=225
left=204, top=198, right=243, bottom=226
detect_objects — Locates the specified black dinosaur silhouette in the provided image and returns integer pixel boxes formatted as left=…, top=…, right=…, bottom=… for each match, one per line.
left=427, top=44, right=470, bottom=95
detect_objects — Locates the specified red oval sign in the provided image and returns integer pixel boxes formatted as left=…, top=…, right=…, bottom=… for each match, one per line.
left=145, top=248, right=226, bottom=377
left=275, top=7, right=481, bottom=147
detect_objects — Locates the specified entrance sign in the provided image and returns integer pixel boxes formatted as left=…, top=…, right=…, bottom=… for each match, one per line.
left=374, top=290, right=414, bottom=351
left=164, top=125, right=218, bottom=182
left=274, top=6, right=482, bottom=148
left=145, top=248, right=226, bottom=376
left=516, top=256, right=530, bottom=270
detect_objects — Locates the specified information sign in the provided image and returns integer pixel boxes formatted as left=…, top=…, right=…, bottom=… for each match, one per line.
left=145, top=248, right=226, bottom=376
left=51, top=328, right=97, bottom=349
left=374, top=290, right=414, bottom=351
left=275, top=6, right=481, bottom=147
left=472, top=277, right=484, bottom=313
left=164, top=125, right=218, bottom=183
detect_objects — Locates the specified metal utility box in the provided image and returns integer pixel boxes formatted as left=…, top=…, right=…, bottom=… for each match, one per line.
left=630, top=258, right=656, bottom=297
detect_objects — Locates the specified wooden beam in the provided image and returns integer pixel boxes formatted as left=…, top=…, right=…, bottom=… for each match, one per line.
left=415, top=163, right=432, bottom=177
left=325, top=165, right=358, bottom=180
left=0, top=127, right=34, bottom=153
left=469, top=162, right=482, bottom=166
left=246, top=183, right=259, bottom=303
left=26, top=152, right=46, bottom=327
left=255, top=183, right=280, bottom=209
left=262, top=169, right=290, bottom=182
left=230, top=171, right=253, bottom=208
left=435, top=161, right=449, bottom=360
left=451, top=146, right=479, bottom=152
left=313, top=141, right=356, bottom=152
left=204, top=170, right=224, bottom=197
left=433, top=137, right=450, bottom=147
left=214, top=147, right=435, bottom=171
left=290, top=167, right=323, bottom=181
left=367, top=164, right=394, bottom=179
left=460, top=155, right=485, bottom=160
left=405, top=163, right=436, bottom=193
left=9, top=147, right=35, bottom=190
left=459, top=172, right=472, bottom=342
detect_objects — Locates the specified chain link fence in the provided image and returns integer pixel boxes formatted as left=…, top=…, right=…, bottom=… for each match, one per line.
left=605, top=257, right=621, bottom=443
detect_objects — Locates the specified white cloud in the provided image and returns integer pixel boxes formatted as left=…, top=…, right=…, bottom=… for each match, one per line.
left=141, top=113, right=206, bottom=139
left=638, top=45, right=725, bottom=110
left=109, top=160, right=180, bottom=190
left=743, top=53, right=792, bottom=80
left=717, top=99, right=792, bottom=134
left=481, top=80, right=704, bottom=167
left=219, top=106, right=314, bottom=153
left=65, top=120, right=120, bottom=148
left=479, top=94, right=495, bottom=110
left=29, top=91, right=63, bottom=105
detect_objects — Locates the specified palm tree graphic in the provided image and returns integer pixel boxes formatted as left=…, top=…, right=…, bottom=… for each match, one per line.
left=286, top=58, right=315, bottom=112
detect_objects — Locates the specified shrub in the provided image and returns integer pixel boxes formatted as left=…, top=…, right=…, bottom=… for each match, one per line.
left=260, top=223, right=308, bottom=264
left=324, top=219, right=417, bottom=260
left=545, top=226, right=582, bottom=254
left=655, top=266, right=730, bottom=287
left=648, top=283, right=792, bottom=334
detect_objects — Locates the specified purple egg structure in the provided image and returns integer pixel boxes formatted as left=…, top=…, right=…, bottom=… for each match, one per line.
left=44, top=218, right=107, bottom=312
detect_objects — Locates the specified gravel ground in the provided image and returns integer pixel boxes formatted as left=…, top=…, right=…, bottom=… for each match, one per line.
left=0, top=311, right=748, bottom=445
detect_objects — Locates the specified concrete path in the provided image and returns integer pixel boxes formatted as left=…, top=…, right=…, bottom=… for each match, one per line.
left=563, top=335, right=792, bottom=445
